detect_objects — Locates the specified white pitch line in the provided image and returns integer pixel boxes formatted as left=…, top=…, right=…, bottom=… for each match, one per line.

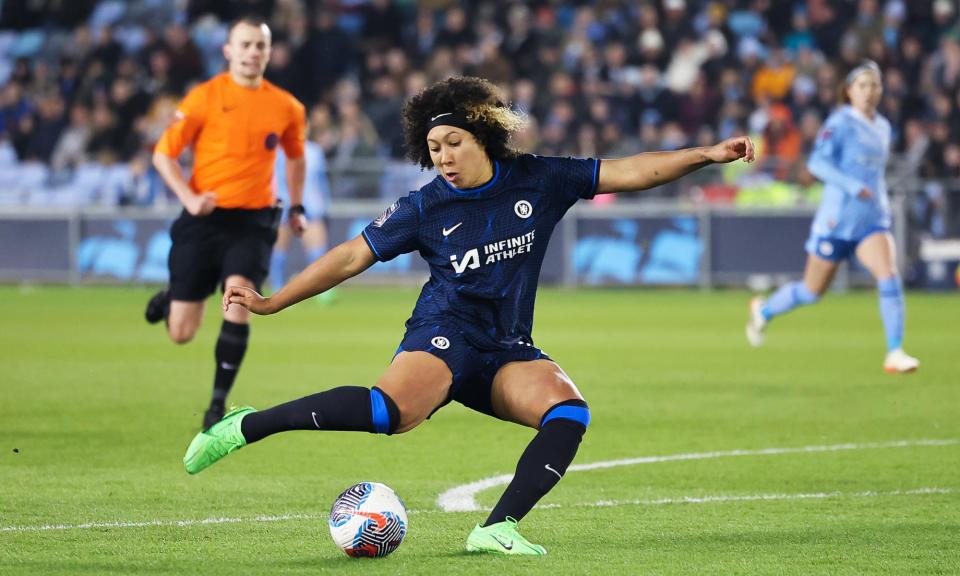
left=579, top=487, right=954, bottom=508
left=0, top=514, right=321, bottom=533
left=437, top=438, right=959, bottom=512
left=0, top=488, right=953, bottom=533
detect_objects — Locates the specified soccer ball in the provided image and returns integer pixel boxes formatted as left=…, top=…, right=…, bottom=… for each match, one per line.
left=328, top=482, right=407, bottom=558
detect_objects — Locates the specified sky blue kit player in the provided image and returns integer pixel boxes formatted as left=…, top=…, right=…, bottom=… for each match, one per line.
left=269, top=140, right=334, bottom=292
left=746, top=61, right=919, bottom=374
left=187, top=76, right=756, bottom=555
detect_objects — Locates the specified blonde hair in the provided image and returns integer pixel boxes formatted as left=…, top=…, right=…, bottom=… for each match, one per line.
left=466, top=103, right=528, bottom=134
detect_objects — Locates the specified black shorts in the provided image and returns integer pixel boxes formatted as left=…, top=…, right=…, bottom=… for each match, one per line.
left=168, top=207, right=280, bottom=301
left=394, top=321, right=550, bottom=418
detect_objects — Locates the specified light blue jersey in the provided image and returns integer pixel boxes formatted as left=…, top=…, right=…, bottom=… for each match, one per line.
left=805, top=105, right=891, bottom=258
left=273, top=141, right=331, bottom=220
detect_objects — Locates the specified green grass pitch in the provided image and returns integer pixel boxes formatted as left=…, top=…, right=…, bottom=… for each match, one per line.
left=1, top=285, right=958, bottom=575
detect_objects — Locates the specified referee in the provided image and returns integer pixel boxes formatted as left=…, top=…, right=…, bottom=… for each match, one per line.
left=146, top=15, right=307, bottom=429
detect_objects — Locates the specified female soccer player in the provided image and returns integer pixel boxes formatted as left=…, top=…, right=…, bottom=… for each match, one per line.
left=746, top=61, right=919, bottom=373
left=184, top=76, right=755, bottom=555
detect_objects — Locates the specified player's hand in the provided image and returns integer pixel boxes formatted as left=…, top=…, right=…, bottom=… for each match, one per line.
left=289, top=213, right=307, bottom=237
left=222, top=285, right=274, bottom=315
left=187, top=191, right=217, bottom=216
left=857, top=187, right=873, bottom=200
left=707, top=136, right=756, bottom=164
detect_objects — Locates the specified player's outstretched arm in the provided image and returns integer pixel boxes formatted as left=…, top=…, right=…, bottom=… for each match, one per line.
left=596, top=136, right=755, bottom=194
left=223, top=235, right=376, bottom=315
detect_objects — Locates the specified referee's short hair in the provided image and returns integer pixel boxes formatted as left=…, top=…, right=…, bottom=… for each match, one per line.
left=227, top=14, right=270, bottom=38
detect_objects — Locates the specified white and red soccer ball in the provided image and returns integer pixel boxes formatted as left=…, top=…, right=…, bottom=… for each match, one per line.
left=328, top=482, right=407, bottom=558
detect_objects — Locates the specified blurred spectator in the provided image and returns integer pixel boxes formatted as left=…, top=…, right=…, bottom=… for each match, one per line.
left=264, top=41, right=296, bottom=91
left=0, top=83, right=31, bottom=137
left=364, top=75, right=403, bottom=158
left=293, top=8, right=357, bottom=105
left=23, top=92, right=67, bottom=163
left=434, top=6, right=474, bottom=50
left=676, top=72, right=718, bottom=137
left=51, top=103, right=92, bottom=172
left=0, top=0, right=957, bottom=214
left=752, top=48, right=795, bottom=102
left=757, top=104, right=802, bottom=181
left=360, top=0, right=403, bottom=54
left=86, top=103, right=135, bottom=163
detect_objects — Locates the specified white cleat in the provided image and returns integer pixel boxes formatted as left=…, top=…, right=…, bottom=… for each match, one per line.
left=745, top=296, right=767, bottom=347
left=883, top=349, right=920, bottom=374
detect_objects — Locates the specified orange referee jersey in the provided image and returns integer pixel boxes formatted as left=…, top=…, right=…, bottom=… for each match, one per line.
left=156, top=73, right=306, bottom=209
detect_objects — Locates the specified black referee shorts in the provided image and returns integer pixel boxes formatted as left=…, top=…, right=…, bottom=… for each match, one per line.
left=168, top=206, right=280, bottom=301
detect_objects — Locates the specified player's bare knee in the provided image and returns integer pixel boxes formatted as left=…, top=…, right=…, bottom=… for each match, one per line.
left=392, top=416, right=425, bottom=435
left=223, top=275, right=255, bottom=290
left=390, top=398, right=431, bottom=434
left=168, top=324, right=196, bottom=344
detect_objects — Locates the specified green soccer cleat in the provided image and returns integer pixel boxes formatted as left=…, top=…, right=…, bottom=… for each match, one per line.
left=465, top=517, right=546, bottom=556
left=183, top=406, right=256, bottom=475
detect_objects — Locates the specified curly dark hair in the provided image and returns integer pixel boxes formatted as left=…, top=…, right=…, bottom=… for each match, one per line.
left=401, top=76, right=527, bottom=169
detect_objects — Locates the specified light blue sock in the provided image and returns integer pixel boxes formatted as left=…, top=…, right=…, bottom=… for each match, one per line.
left=269, top=250, right=288, bottom=291
left=761, top=281, right=820, bottom=321
left=877, top=276, right=904, bottom=351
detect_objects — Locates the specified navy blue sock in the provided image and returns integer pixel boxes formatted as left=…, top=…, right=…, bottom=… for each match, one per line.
left=240, top=386, right=399, bottom=444
left=211, top=321, right=249, bottom=409
left=484, top=400, right=590, bottom=526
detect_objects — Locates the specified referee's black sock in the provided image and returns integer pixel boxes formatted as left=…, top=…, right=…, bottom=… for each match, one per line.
left=240, top=386, right=399, bottom=444
left=484, top=400, right=588, bottom=527
left=211, top=320, right=249, bottom=410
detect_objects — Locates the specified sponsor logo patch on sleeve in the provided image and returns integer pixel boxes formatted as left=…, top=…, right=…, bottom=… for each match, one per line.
left=372, top=201, right=399, bottom=227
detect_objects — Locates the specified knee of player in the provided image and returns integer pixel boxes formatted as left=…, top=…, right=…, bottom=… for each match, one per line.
left=798, top=283, right=824, bottom=303
left=168, top=326, right=195, bottom=345
left=877, top=275, right=903, bottom=296
left=369, top=387, right=407, bottom=435
left=539, top=399, right=591, bottom=435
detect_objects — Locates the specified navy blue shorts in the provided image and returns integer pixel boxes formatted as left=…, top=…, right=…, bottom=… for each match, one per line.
left=394, top=322, right=549, bottom=418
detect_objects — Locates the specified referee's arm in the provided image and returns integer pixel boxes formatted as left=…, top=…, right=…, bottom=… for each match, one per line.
left=285, top=154, right=307, bottom=234
left=153, top=151, right=216, bottom=216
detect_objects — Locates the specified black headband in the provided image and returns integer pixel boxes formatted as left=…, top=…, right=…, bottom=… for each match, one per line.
left=426, top=109, right=474, bottom=133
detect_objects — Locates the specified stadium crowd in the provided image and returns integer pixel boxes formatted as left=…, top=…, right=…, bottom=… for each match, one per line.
left=0, top=0, right=957, bottom=231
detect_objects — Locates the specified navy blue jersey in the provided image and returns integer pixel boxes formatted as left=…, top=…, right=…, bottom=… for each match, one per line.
left=363, top=154, right=600, bottom=350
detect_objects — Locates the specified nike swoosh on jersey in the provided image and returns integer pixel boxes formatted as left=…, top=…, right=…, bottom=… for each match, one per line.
left=442, top=222, right=463, bottom=236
